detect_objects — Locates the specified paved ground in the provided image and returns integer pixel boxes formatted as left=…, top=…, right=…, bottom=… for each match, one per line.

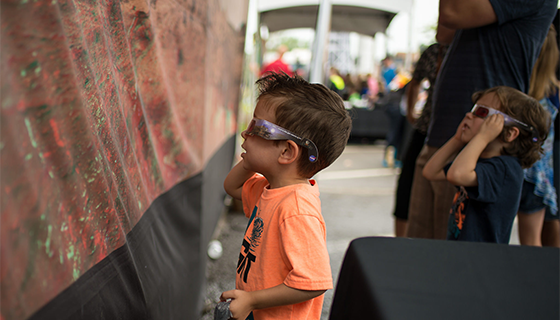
left=201, top=142, right=520, bottom=319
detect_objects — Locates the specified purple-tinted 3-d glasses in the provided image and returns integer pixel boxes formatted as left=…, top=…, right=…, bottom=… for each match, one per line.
left=245, top=119, right=319, bottom=162
left=471, top=104, right=539, bottom=143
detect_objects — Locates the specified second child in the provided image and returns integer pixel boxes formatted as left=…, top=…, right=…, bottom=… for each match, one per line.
left=423, top=86, right=550, bottom=243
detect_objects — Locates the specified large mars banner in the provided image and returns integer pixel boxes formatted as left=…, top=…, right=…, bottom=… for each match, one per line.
left=1, top=0, right=244, bottom=318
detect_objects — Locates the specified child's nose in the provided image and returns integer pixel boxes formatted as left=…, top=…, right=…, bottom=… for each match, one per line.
left=241, top=130, right=248, bottom=139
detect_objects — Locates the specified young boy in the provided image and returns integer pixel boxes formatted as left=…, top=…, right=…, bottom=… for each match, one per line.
left=221, top=72, right=352, bottom=320
left=423, top=86, right=550, bottom=244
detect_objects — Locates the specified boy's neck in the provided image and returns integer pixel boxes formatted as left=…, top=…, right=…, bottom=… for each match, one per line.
left=265, top=175, right=311, bottom=189
left=263, top=164, right=312, bottom=189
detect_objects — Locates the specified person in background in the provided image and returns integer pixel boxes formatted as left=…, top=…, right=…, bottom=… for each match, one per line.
left=377, top=79, right=408, bottom=168
left=542, top=10, right=560, bottom=247
left=358, top=75, right=369, bottom=97
left=342, top=73, right=356, bottom=101
left=381, top=56, right=397, bottom=88
left=517, top=24, right=559, bottom=247
left=261, top=45, right=293, bottom=77
left=221, top=73, right=352, bottom=320
left=366, top=73, right=381, bottom=104
left=423, top=87, right=549, bottom=243
left=392, top=24, right=456, bottom=237
left=406, top=0, right=557, bottom=240
left=328, top=67, right=346, bottom=99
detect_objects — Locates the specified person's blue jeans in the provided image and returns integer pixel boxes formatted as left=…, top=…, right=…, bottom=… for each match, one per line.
left=383, top=103, right=405, bottom=158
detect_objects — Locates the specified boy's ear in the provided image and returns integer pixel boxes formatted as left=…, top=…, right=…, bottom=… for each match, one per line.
left=278, top=140, right=300, bottom=164
left=505, top=127, right=520, bottom=142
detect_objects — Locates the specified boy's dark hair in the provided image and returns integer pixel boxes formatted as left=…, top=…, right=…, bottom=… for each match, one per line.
left=256, top=72, right=352, bottom=178
left=472, top=86, right=550, bottom=168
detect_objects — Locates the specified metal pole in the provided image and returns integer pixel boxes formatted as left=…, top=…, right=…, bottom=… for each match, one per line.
left=310, top=0, right=332, bottom=84
left=405, top=0, right=415, bottom=72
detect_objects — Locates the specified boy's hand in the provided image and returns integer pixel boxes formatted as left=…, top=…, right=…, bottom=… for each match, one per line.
left=453, top=116, right=469, bottom=143
left=220, top=290, right=254, bottom=320
left=219, top=284, right=326, bottom=319
left=476, top=114, right=504, bottom=143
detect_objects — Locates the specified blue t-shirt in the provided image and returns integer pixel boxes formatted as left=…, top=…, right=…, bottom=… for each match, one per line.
left=446, top=156, right=524, bottom=244
left=382, top=66, right=396, bottom=87
left=427, top=0, right=557, bottom=148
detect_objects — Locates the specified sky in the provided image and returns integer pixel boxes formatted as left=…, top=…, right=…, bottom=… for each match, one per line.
left=385, top=0, right=440, bottom=54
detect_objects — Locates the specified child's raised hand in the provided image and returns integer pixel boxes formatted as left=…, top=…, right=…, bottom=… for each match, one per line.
left=477, top=114, right=504, bottom=143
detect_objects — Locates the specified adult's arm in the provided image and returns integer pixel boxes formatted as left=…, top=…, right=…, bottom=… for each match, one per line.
left=436, top=23, right=456, bottom=45
left=438, top=0, right=497, bottom=30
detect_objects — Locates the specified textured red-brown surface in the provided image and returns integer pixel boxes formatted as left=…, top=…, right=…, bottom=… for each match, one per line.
left=0, top=0, right=243, bottom=317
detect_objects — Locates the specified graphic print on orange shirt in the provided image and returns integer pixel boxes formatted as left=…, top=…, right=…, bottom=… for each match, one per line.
left=237, top=206, right=263, bottom=283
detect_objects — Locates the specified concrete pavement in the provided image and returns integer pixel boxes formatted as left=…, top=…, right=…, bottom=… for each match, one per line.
left=201, top=142, right=520, bottom=319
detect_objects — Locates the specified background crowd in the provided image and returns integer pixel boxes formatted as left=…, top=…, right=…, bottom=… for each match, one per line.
left=260, top=3, right=560, bottom=247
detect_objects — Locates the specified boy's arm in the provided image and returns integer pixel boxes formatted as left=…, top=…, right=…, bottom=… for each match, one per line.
left=423, top=118, right=467, bottom=181
left=447, top=114, right=504, bottom=187
left=423, top=138, right=464, bottom=181
left=223, top=160, right=255, bottom=200
left=221, top=284, right=326, bottom=320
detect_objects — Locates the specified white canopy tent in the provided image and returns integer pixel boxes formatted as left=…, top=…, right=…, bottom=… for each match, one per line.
left=259, top=0, right=413, bottom=36
left=257, top=0, right=414, bottom=82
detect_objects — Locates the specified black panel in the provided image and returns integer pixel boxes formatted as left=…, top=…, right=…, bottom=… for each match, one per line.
left=28, top=136, right=235, bottom=320
left=199, top=135, right=236, bottom=311
left=348, top=107, right=390, bottom=140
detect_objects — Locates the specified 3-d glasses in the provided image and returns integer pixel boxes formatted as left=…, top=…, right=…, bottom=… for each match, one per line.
left=471, top=104, right=539, bottom=143
left=245, top=119, right=319, bottom=162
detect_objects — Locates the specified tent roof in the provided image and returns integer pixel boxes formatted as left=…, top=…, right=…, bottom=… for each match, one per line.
left=258, top=0, right=413, bottom=36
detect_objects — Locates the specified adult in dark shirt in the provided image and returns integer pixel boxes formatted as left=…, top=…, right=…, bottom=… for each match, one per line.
left=406, top=0, right=558, bottom=239
left=392, top=23, right=455, bottom=237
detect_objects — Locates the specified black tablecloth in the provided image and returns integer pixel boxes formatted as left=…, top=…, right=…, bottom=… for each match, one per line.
left=329, top=237, right=559, bottom=320
left=349, top=107, right=390, bottom=140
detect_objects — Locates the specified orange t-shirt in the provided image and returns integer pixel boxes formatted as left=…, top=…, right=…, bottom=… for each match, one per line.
left=237, top=174, right=333, bottom=320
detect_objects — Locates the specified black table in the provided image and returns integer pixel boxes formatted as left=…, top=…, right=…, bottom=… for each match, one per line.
left=329, top=237, right=559, bottom=320
left=348, top=107, right=390, bottom=140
